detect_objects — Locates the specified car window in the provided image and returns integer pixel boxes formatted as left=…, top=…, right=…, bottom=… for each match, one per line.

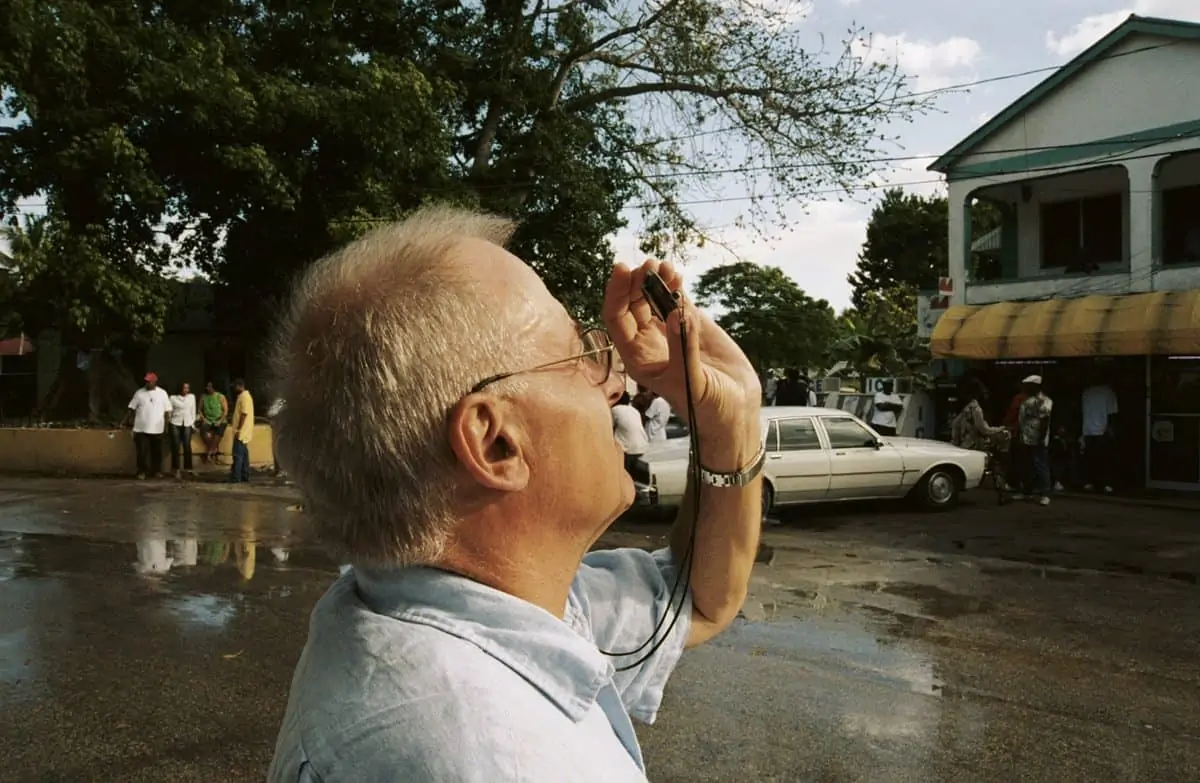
left=765, top=420, right=781, bottom=452
left=822, top=417, right=877, bottom=449
left=777, top=417, right=821, bottom=451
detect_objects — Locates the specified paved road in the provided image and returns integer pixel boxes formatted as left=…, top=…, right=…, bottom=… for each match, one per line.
left=1, top=478, right=1198, bottom=782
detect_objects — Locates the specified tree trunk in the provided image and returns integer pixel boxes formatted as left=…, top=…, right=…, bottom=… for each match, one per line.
left=38, top=346, right=140, bottom=424
left=38, top=351, right=92, bottom=423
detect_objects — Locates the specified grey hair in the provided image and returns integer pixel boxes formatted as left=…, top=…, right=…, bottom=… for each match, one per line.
left=268, top=204, right=522, bottom=568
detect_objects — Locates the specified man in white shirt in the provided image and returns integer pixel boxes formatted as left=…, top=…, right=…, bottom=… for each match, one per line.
left=643, top=390, right=672, bottom=442
left=1080, top=380, right=1118, bottom=493
left=124, top=372, right=172, bottom=479
left=870, top=380, right=904, bottom=437
left=169, top=382, right=198, bottom=478
left=612, top=392, right=650, bottom=473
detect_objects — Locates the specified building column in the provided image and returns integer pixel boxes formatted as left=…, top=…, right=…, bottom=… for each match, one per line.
left=947, top=180, right=970, bottom=306
left=1125, top=156, right=1157, bottom=293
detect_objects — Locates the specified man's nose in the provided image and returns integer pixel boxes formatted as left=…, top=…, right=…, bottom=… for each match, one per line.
left=604, top=369, right=626, bottom=405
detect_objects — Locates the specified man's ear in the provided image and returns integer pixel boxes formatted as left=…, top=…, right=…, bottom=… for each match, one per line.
left=447, top=396, right=531, bottom=492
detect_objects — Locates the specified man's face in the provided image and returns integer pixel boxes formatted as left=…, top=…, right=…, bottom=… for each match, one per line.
left=181, top=383, right=190, bottom=396
left=881, top=381, right=894, bottom=395
left=460, top=240, right=629, bottom=532
left=235, top=382, right=245, bottom=394
left=205, top=383, right=215, bottom=394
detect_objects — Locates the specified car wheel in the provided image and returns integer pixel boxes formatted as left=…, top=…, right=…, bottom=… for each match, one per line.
left=914, top=466, right=959, bottom=510
left=761, top=482, right=775, bottom=522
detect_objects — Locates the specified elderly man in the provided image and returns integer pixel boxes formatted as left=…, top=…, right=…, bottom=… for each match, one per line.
left=267, top=206, right=763, bottom=782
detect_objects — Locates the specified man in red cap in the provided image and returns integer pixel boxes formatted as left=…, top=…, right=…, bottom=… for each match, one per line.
left=123, top=371, right=172, bottom=479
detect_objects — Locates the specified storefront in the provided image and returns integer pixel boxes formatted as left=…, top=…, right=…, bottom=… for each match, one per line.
left=931, top=289, right=1200, bottom=492
left=1148, top=355, right=1200, bottom=488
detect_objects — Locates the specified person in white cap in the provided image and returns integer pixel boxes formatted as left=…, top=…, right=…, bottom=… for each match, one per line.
left=1016, top=374, right=1054, bottom=505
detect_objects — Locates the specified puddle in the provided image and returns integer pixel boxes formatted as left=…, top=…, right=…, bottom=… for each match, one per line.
left=879, top=583, right=996, bottom=620
left=850, top=581, right=995, bottom=621
left=716, top=616, right=942, bottom=695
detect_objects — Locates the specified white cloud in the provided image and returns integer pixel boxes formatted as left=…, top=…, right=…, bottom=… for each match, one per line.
left=851, top=33, right=983, bottom=91
left=1046, top=1, right=1200, bottom=58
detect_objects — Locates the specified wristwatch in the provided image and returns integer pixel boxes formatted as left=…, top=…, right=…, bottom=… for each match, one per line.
left=699, top=442, right=767, bottom=488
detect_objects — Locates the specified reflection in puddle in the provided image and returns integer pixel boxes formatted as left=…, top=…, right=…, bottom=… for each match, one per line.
left=718, top=615, right=942, bottom=696
left=165, top=593, right=238, bottom=629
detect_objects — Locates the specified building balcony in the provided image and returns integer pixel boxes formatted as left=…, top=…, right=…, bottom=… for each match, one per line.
left=956, top=150, right=1200, bottom=306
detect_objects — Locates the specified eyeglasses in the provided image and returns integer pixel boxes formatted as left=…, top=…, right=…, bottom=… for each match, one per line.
left=469, top=326, right=615, bottom=394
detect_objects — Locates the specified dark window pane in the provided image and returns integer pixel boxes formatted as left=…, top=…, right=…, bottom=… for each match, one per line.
left=823, top=417, right=877, bottom=450
left=777, top=418, right=821, bottom=451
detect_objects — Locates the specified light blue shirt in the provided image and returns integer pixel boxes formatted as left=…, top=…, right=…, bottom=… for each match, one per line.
left=269, top=547, right=692, bottom=782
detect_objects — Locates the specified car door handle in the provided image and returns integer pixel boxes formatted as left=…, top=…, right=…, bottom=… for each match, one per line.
left=834, top=451, right=846, bottom=456
left=767, top=454, right=783, bottom=460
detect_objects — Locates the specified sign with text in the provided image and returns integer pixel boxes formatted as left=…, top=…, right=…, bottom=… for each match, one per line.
left=863, top=377, right=898, bottom=394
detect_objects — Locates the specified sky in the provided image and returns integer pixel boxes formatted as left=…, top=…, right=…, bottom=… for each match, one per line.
left=608, top=0, right=1200, bottom=312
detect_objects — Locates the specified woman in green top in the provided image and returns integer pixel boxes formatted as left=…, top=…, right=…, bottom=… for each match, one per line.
left=199, top=381, right=229, bottom=463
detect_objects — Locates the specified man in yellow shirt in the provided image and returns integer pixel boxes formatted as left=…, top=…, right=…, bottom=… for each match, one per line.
left=229, top=378, right=255, bottom=483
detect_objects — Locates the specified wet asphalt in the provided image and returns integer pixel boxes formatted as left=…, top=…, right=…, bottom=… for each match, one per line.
left=1, top=477, right=1199, bottom=782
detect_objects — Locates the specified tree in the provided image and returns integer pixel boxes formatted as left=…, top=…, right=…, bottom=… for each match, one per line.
left=847, top=188, right=1002, bottom=305
left=693, top=262, right=836, bottom=373
left=2, top=0, right=931, bottom=351
left=0, top=212, right=169, bottom=419
left=826, top=285, right=931, bottom=389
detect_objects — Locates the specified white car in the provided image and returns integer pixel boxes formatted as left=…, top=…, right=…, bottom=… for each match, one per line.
left=630, top=406, right=987, bottom=515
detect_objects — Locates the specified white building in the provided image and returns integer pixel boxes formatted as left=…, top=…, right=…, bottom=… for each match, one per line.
left=928, top=14, right=1200, bottom=491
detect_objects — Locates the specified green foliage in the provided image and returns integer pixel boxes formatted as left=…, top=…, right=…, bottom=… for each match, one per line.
left=1, top=0, right=931, bottom=339
left=848, top=188, right=1002, bottom=302
left=693, top=261, right=837, bottom=373
left=829, top=284, right=931, bottom=388
left=0, top=212, right=170, bottom=343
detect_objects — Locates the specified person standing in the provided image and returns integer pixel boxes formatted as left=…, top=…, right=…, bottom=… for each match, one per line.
left=612, top=391, right=650, bottom=473
left=264, top=208, right=762, bottom=781
left=775, top=368, right=814, bottom=406
left=1080, top=379, right=1118, bottom=493
left=870, top=379, right=904, bottom=437
left=199, top=381, right=230, bottom=464
left=229, top=378, right=255, bottom=483
left=169, top=381, right=197, bottom=479
left=124, top=372, right=171, bottom=479
left=1016, top=375, right=1054, bottom=506
left=950, top=379, right=1006, bottom=452
left=643, top=389, right=672, bottom=442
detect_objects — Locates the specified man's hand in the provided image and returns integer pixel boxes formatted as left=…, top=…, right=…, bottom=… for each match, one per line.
left=603, top=259, right=762, bottom=468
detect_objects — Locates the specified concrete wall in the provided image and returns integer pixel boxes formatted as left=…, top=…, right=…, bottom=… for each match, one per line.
left=0, top=423, right=275, bottom=476
left=959, top=35, right=1200, bottom=166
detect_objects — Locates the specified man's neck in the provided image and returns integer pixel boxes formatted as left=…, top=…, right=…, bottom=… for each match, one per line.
left=437, top=510, right=598, bottom=618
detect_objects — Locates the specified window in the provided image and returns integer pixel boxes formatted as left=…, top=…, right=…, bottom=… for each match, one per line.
left=822, top=417, right=877, bottom=450
left=1039, top=193, right=1123, bottom=269
left=776, top=418, right=821, bottom=451
left=1161, top=184, right=1200, bottom=266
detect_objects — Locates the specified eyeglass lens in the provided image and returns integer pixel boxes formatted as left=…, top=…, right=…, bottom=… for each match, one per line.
left=581, top=329, right=612, bottom=384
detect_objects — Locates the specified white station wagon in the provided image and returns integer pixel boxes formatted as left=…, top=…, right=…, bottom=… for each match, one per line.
left=630, top=406, right=987, bottom=516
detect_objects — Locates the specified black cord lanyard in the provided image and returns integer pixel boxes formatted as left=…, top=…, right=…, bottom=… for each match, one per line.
left=600, top=314, right=700, bottom=672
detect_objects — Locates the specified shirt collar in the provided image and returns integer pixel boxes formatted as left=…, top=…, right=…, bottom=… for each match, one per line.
left=354, top=566, right=612, bottom=721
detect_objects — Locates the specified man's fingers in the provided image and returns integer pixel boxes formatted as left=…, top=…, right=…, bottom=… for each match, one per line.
left=602, top=264, right=637, bottom=339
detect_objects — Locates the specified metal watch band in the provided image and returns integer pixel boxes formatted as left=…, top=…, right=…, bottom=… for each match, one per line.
left=699, top=443, right=767, bottom=488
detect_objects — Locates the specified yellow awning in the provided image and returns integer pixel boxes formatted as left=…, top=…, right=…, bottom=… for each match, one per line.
left=930, top=290, right=1200, bottom=359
